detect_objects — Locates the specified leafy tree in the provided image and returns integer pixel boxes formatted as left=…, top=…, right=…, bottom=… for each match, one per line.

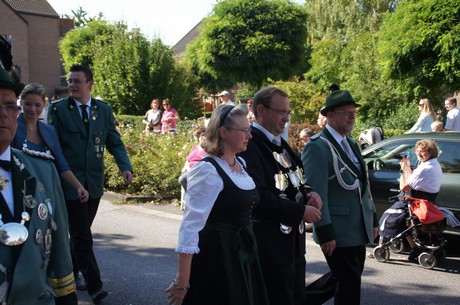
left=60, top=20, right=200, bottom=117
left=186, top=0, right=308, bottom=89
left=378, top=0, right=460, bottom=104
left=63, top=6, right=104, bottom=27
left=59, top=20, right=115, bottom=71
left=92, top=24, right=151, bottom=114
left=304, top=0, right=403, bottom=128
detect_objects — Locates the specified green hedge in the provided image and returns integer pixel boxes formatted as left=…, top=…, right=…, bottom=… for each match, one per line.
left=104, top=115, right=201, bottom=198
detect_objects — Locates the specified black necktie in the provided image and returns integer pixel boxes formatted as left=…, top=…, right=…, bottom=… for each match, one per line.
left=81, top=104, right=89, bottom=134
left=0, top=160, right=11, bottom=171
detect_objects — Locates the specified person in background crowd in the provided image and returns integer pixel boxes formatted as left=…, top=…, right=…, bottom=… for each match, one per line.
left=178, top=126, right=207, bottom=210
left=48, top=64, right=133, bottom=304
left=161, top=98, right=180, bottom=134
left=38, top=96, right=49, bottom=122
left=247, top=99, right=255, bottom=123
left=13, top=83, right=89, bottom=203
left=0, top=48, right=78, bottom=305
left=217, top=90, right=235, bottom=106
left=302, top=90, right=378, bottom=305
left=317, top=108, right=327, bottom=129
left=444, top=97, right=460, bottom=131
left=299, top=128, right=314, bottom=147
left=399, top=139, right=442, bottom=261
left=240, top=87, right=322, bottom=305
left=408, top=98, right=436, bottom=133
left=431, top=120, right=443, bottom=131
left=166, top=104, right=269, bottom=305
left=142, top=98, right=162, bottom=133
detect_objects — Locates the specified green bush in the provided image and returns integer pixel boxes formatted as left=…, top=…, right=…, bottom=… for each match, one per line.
left=104, top=115, right=200, bottom=198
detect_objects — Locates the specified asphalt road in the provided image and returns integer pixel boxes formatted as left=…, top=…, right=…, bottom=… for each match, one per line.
left=76, top=194, right=460, bottom=305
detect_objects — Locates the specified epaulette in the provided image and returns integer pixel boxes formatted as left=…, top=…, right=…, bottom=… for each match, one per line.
left=50, top=98, right=65, bottom=105
left=94, top=97, right=108, bottom=105
left=310, top=133, right=321, bottom=141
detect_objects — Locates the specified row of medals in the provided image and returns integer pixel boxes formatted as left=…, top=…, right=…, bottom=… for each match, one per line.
left=0, top=193, right=54, bottom=302
left=273, top=149, right=306, bottom=235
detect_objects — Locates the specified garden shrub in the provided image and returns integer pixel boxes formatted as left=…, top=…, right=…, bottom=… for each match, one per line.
left=104, top=115, right=200, bottom=199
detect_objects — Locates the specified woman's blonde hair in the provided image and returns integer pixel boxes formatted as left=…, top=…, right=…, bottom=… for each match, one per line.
left=416, top=139, right=439, bottom=158
left=202, top=104, right=249, bottom=156
left=20, top=83, right=46, bottom=103
left=419, top=98, right=436, bottom=120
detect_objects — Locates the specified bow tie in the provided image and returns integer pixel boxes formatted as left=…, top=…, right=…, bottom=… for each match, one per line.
left=0, top=160, right=11, bottom=171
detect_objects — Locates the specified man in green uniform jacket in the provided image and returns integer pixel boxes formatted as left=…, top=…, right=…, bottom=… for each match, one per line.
left=48, top=64, right=133, bottom=304
left=0, top=64, right=77, bottom=304
left=302, top=90, right=378, bottom=305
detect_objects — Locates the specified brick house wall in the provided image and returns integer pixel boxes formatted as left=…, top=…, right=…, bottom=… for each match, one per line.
left=0, top=0, right=30, bottom=82
left=22, top=13, right=60, bottom=98
left=1, top=0, right=63, bottom=98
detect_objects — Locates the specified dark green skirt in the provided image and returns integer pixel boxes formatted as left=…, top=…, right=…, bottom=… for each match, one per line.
left=183, top=222, right=269, bottom=305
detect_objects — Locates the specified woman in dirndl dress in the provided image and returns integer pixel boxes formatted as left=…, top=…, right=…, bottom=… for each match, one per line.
left=165, top=104, right=269, bottom=305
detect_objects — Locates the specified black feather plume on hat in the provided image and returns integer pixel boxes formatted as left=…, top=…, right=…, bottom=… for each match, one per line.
left=0, top=35, right=13, bottom=71
left=0, top=35, right=25, bottom=97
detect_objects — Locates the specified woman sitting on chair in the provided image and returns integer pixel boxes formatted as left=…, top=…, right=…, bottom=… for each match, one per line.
left=399, top=139, right=442, bottom=260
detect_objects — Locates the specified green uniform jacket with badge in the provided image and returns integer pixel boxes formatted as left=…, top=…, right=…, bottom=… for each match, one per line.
left=0, top=149, right=77, bottom=305
left=302, top=128, right=378, bottom=247
left=47, top=97, right=132, bottom=200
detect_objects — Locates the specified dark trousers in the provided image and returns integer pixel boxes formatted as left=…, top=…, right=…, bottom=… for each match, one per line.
left=66, top=197, right=102, bottom=295
left=261, top=260, right=306, bottom=305
left=325, top=245, right=366, bottom=305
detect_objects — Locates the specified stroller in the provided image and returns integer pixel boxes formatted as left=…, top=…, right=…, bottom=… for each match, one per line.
left=373, top=192, right=447, bottom=269
left=358, top=126, right=384, bottom=150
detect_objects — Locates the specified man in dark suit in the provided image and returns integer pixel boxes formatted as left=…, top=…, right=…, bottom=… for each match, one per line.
left=302, top=90, right=378, bottom=305
left=48, top=64, right=133, bottom=304
left=240, top=87, right=322, bottom=305
left=0, top=64, right=77, bottom=304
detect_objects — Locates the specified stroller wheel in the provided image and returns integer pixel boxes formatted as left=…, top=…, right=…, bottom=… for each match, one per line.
left=418, top=252, right=437, bottom=269
left=389, top=239, right=404, bottom=253
left=373, top=245, right=390, bottom=262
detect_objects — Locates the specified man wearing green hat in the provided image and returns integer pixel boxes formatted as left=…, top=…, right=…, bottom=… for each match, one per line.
left=0, top=42, right=77, bottom=304
left=302, top=90, right=378, bottom=305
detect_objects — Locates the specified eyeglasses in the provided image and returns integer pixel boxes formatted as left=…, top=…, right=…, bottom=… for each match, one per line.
left=332, top=110, right=357, bottom=116
left=66, top=79, right=86, bottom=85
left=0, top=104, right=21, bottom=114
left=263, top=104, right=291, bottom=117
left=226, top=127, right=252, bottom=134
left=163, top=103, right=170, bottom=106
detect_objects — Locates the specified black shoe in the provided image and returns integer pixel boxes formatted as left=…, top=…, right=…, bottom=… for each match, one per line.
left=408, top=248, right=422, bottom=262
left=74, top=272, right=87, bottom=290
left=91, top=289, right=108, bottom=304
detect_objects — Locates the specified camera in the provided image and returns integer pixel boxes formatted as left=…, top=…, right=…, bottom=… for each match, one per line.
left=393, top=153, right=407, bottom=160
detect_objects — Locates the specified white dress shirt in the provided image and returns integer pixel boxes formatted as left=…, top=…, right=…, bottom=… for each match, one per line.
left=406, top=158, right=442, bottom=194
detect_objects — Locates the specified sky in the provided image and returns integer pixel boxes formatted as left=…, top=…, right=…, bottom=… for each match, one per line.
left=47, top=0, right=304, bottom=46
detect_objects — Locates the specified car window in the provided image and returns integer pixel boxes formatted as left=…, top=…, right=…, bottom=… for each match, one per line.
left=365, top=141, right=417, bottom=171
left=438, top=141, right=460, bottom=173
left=366, top=139, right=460, bottom=173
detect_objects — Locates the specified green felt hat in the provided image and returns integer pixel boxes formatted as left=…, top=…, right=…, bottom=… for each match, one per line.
left=321, top=90, right=361, bottom=116
left=0, top=67, right=24, bottom=97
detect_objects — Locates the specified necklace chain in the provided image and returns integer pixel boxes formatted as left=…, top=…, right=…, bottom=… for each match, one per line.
left=221, top=156, right=236, bottom=167
left=228, top=158, right=236, bottom=167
